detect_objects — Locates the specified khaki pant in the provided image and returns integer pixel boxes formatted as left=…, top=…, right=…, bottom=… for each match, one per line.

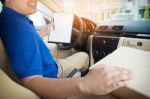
left=56, top=52, right=89, bottom=78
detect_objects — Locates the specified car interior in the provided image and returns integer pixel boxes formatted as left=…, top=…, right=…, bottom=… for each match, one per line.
left=0, top=0, right=150, bottom=99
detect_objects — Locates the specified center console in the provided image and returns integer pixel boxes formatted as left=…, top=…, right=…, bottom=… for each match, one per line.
left=92, top=36, right=120, bottom=63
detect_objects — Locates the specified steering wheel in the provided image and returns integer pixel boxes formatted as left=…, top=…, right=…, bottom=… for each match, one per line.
left=56, top=15, right=85, bottom=50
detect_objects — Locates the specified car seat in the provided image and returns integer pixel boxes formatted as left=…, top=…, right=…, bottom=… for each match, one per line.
left=0, top=39, right=40, bottom=99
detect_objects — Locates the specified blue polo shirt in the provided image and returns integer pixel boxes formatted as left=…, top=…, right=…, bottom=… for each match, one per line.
left=0, top=6, right=58, bottom=79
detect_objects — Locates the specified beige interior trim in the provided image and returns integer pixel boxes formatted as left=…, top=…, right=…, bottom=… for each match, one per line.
left=87, top=35, right=94, bottom=66
left=118, top=37, right=150, bottom=51
left=0, top=39, right=6, bottom=53
left=38, top=0, right=63, bottom=13
left=0, top=69, right=40, bottom=99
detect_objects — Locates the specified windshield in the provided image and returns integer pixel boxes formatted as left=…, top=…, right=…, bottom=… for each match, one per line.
left=1, top=0, right=149, bottom=23
left=53, top=0, right=150, bottom=23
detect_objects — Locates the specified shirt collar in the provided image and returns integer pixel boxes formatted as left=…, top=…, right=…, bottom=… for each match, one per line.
left=1, top=6, right=33, bottom=24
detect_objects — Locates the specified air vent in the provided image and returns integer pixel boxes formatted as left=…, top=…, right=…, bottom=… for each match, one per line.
left=98, top=25, right=109, bottom=31
left=111, top=25, right=124, bottom=31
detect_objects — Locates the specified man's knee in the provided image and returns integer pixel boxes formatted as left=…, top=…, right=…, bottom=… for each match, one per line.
left=57, top=52, right=89, bottom=77
left=71, top=52, right=89, bottom=68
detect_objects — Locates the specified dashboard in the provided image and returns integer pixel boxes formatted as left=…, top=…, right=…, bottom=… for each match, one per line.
left=86, top=20, right=150, bottom=65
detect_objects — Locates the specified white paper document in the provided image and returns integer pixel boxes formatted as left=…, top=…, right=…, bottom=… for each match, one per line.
left=48, top=13, right=74, bottom=43
left=91, top=47, right=150, bottom=98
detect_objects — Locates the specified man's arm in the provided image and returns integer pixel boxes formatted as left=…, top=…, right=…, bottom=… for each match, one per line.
left=22, top=76, right=83, bottom=99
left=22, top=65, right=134, bottom=99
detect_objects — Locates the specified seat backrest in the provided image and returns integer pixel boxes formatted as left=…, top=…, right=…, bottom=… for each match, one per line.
left=0, top=39, right=40, bottom=99
left=0, top=69, right=40, bottom=99
left=0, top=39, right=19, bottom=82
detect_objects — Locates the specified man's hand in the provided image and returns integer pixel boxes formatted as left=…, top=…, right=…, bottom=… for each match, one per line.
left=21, top=64, right=134, bottom=98
left=80, top=64, right=134, bottom=95
left=39, top=23, right=52, bottom=38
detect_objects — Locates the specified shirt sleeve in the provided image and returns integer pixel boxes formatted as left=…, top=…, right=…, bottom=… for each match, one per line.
left=4, top=28, right=43, bottom=79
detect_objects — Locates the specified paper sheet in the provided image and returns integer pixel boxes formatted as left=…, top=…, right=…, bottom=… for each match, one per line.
left=90, top=47, right=150, bottom=98
left=48, top=13, right=74, bottom=43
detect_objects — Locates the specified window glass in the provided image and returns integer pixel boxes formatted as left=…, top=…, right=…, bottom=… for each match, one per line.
left=53, top=0, right=150, bottom=23
left=0, top=2, right=2, bottom=12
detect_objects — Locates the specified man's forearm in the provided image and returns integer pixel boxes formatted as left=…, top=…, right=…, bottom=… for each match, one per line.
left=23, top=77, right=84, bottom=99
left=22, top=66, right=134, bottom=98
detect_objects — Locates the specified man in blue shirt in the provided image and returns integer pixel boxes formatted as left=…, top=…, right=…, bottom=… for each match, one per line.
left=0, top=0, right=134, bottom=98
left=0, top=5, right=58, bottom=79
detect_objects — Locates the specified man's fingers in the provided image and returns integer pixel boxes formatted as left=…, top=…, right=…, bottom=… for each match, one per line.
left=112, top=80, right=131, bottom=91
left=113, top=74, right=129, bottom=81
left=46, top=24, right=52, bottom=32
left=109, top=69, right=134, bottom=82
left=97, top=66, right=134, bottom=86
left=43, top=23, right=52, bottom=32
left=47, top=23, right=52, bottom=28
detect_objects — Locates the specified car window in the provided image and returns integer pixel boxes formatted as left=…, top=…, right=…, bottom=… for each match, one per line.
left=53, top=0, right=150, bottom=23
left=0, top=2, right=2, bottom=12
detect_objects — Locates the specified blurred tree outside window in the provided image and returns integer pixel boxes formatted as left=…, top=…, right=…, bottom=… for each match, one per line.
left=144, top=6, right=150, bottom=19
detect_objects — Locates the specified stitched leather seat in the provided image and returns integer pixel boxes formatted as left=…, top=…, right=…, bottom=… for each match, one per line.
left=0, top=39, right=40, bottom=99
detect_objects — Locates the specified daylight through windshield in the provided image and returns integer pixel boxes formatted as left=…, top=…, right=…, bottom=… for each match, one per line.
left=53, top=0, right=150, bottom=23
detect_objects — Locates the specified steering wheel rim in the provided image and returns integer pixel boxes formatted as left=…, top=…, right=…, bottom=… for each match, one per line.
left=57, top=15, right=85, bottom=50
